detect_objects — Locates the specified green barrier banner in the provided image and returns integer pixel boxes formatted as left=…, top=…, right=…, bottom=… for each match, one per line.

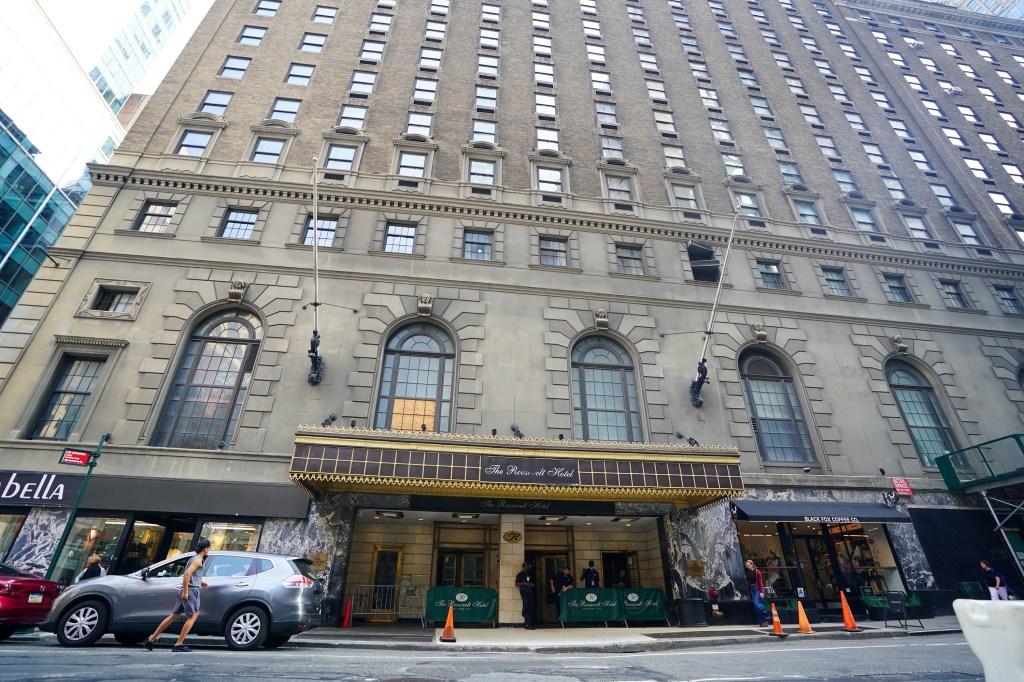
left=559, top=588, right=624, bottom=623
left=425, top=586, right=498, bottom=623
left=622, top=588, right=667, bottom=622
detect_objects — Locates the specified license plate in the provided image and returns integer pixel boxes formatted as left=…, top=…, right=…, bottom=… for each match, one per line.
left=27, top=593, right=43, bottom=604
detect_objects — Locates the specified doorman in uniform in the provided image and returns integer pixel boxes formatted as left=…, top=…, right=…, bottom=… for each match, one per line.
left=550, top=566, right=576, bottom=618
left=582, top=560, right=600, bottom=589
left=515, top=562, right=536, bottom=629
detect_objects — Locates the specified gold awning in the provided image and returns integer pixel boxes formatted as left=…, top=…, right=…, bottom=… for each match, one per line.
left=290, top=427, right=743, bottom=508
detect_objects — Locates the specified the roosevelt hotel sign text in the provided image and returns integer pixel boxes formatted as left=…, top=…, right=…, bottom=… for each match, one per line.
left=480, top=456, right=580, bottom=486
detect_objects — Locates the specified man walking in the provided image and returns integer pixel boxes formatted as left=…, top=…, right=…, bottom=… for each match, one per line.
left=980, top=559, right=1009, bottom=601
left=143, top=539, right=211, bottom=652
left=515, top=561, right=536, bottom=630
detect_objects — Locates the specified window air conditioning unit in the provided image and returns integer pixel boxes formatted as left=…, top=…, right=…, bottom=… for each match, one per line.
left=943, top=87, right=963, bottom=95
left=909, top=40, right=924, bottom=49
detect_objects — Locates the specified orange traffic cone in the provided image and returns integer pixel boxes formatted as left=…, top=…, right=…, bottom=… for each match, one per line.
left=767, top=602, right=788, bottom=638
left=796, top=601, right=814, bottom=634
left=440, top=604, right=457, bottom=643
left=839, top=591, right=860, bottom=633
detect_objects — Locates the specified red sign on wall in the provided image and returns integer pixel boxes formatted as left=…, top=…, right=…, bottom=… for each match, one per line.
left=892, top=478, right=913, bottom=496
left=59, top=449, right=92, bottom=467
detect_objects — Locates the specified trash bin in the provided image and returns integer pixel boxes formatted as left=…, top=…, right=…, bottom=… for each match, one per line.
left=953, top=599, right=1024, bottom=682
left=678, top=597, right=708, bottom=627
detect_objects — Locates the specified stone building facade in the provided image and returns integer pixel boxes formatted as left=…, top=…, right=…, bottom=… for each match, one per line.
left=0, top=0, right=1023, bottom=627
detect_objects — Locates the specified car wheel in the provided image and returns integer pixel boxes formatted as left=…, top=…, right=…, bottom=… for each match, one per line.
left=224, top=606, right=268, bottom=650
left=113, top=633, right=147, bottom=646
left=57, top=600, right=108, bottom=647
left=0, top=626, right=16, bottom=642
left=262, top=634, right=291, bottom=649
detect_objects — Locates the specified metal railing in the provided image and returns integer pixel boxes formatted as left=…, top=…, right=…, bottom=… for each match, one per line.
left=349, top=584, right=426, bottom=620
left=936, top=433, right=1024, bottom=491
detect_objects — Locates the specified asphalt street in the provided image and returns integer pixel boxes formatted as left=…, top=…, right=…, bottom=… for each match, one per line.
left=0, top=633, right=984, bottom=682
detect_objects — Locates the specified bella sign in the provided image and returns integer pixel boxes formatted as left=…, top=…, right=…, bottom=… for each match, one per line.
left=1, top=471, right=84, bottom=507
left=480, top=456, right=580, bottom=486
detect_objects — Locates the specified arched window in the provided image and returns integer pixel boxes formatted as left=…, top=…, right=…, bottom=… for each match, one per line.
left=153, top=309, right=262, bottom=449
left=374, top=323, right=455, bottom=432
left=886, top=360, right=957, bottom=466
left=739, top=351, right=815, bottom=463
left=571, top=336, right=642, bottom=442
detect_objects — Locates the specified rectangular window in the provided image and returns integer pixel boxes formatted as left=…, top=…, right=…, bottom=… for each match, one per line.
left=964, top=158, right=990, bottom=180
left=481, top=3, right=501, bottom=22
left=1004, top=164, right=1024, bottom=186
left=532, top=11, right=549, bottom=30
left=384, top=222, right=416, bottom=254
left=175, top=130, right=212, bottom=156
left=722, top=153, right=744, bottom=177
left=313, top=5, right=338, bottom=23
left=286, top=63, right=314, bottom=86
left=850, top=207, right=878, bottom=232
left=883, top=177, right=906, bottom=200
left=980, top=133, right=1005, bottom=153
left=889, top=119, right=911, bottom=139
left=475, top=86, right=497, bottom=110
left=799, top=105, right=822, bottom=126
left=671, top=184, right=698, bottom=209
left=535, top=93, right=557, bottom=118
left=833, top=169, right=857, bottom=193
left=269, top=97, right=300, bottom=122
left=254, top=0, right=280, bottom=16
left=605, top=175, right=633, bottom=202
left=536, top=166, right=563, bottom=193
left=32, top=357, right=105, bottom=440
left=600, top=136, right=623, bottom=159
left=397, top=151, right=427, bottom=177
left=369, top=13, right=392, bottom=33
left=93, top=288, right=137, bottom=313
left=406, top=112, right=432, bottom=136
left=324, top=143, right=356, bottom=170
left=757, top=261, right=784, bottom=289
left=534, top=62, right=554, bottom=85
left=302, top=215, right=337, bottom=246
left=582, top=19, right=602, bottom=38
left=989, top=192, right=1014, bottom=215
left=419, top=47, right=444, bottom=68
left=862, top=142, right=885, bottom=164
left=539, top=237, right=568, bottom=266
left=1001, top=112, right=1022, bottom=130
left=480, top=29, right=500, bottom=49
left=735, top=191, right=761, bottom=217
left=699, top=88, right=719, bottom=108
left=134, top=201, right=176, bottom=232
left=940, top=281, right=969, bottom=308
left=751, top=97, right=773, bottom=118
left=616, top=244, right=644, bottom=275
left=793, top=199, right=821, bottom=224
left=472, top=119, right=496, bottom=143
left=338, top=105, right=367, bottom=129
left=425, top=21, right=446, bottom=41
left=952, top=220, right=982, bottom=245
left=654, top=111, right=676, bottom=134
left=468, top=159, right=496, bottom=185
left=909, top=151, right=933, bottom=173
left=885, top=274, right=913, bottom=303
left=663, top=145, right=685, bottom=167
left=413, top=78, right=437, bottom=103
left=596, top=102, right=618, bottom=126
left=431, top=0, right=450, bottom=14
left=251, top=137, right=285, bottom=164
left=931, top=183, right=954, bottom=208
left=220, top=209, right=259, bottom=239
left=903, top=215, right=931, bottom=239
left=362, top=40, right=385, bottom=62
left=846, top=113, right=868, bottom=132
left=300, top=33, right=327, bottom=53
left=462, top=230, right=493, bottom=260
left=200, top=90, right=232, bottom=114
left=779, top=162, right=802, bottom=185
left=586, top=45, right=605, bottom=65
left=350, top=71, right=376, bottom=95
left=219, top=56, right=251, bottom=79
left=238, top=25, right=267, bottom=46
left=822, top=268, right=852, bottom=296
left=994, top=286, right=1024, bottom=314
left=478, top=55, right=499, bottom=78
left=533, top=35, right=551, bottom=56
left=712, top=120, right=733, bottom=143
left=536, top=128, right=558, bottom=151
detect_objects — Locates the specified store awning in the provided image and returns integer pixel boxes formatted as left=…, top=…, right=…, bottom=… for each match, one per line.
left=731, top=499, right=910, bottom=523
left=290, top=426, right=744, bottom=507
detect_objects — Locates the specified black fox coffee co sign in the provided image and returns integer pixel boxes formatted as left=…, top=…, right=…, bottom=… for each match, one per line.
left=1, top=470, right=84, bottom=507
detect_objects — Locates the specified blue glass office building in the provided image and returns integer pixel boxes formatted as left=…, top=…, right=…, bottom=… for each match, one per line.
left=0, top=109, right=76, bottom=324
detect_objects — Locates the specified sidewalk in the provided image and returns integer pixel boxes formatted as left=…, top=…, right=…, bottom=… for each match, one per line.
left=288, top=615, right=963, bottom=652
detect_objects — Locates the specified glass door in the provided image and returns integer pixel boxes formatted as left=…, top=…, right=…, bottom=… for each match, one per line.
left=540, top=553, right=568, bottom=624
left=794, top=536, right=839, bottom=609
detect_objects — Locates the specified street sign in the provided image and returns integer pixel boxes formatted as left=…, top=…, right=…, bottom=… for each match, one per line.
left=892, top=478, right=913, bottom=496
left=59, top=448, right=92, bottom=467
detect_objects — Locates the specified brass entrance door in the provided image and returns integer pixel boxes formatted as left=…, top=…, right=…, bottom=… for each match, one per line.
left=369, top=545, right=403, bottom=622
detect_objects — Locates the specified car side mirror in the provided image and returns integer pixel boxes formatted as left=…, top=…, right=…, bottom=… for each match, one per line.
left=140, top=568, right=149, bottom=582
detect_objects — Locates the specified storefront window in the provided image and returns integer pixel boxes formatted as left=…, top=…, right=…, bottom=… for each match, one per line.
left=50, top=516, right=126, bottom=586
left=200, top=521, right=261, bottom=551
left=0, top=512, right=27, bottom=561
left=120, top=520, right=168, bottom=574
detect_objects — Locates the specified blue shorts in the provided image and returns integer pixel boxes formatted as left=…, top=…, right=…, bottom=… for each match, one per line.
left=173, top=588, right=201, bottom=616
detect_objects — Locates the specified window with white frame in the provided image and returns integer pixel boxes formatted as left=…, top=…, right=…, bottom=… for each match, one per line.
left=596, top=102, right=618, bottom=126
left=535, top=93, right=557, bottom=118
left=175, top=130, right=213, bottom=156
left=200, top=90, right=232, bottom=114
left=406, top=112, right=432, bottom=136
left=338, top=105, right=367, bottom=129
left=350, top=71, right=376, bottom=96
left=994, top=286, right=1024, bottom=314
left=710, top=120, right=733, bottom=143
left=964, top=158, right=990, bottom=180
left=250, top=137, right=285, bottom=164
left=833, top=169, right=857, bottom=193
left=472, top=119, right=496, bottom=143
left=369, top=13, right=392, bottom=32
left=420, top=47, right=442, bottom=69
left=779, top=162, right=802, bottom=185
left=735, top=191, right=761, bottom=217
left=536, top=166, right=564, bottom=193
left=605, top=175, right=633, bottom=202
left=722, top=153, right=744, bottom=177
left=600, top=136, right=623, bottom=159
left=638, top=53, right=659, bottom=73
left=397, top=151, right=428, bottom=177
left=908, top=151, right=934, bottom=173
left=532, top=11, right=550, bottom=30
left=478, top=55, right=499, bottom=78
left=313, top=5, right=337, bottom=23
left=646, top=80, right=666, bottom=100
left=586, top=45, right=605, bottom=65
left=822, top=267, right=852, bottom=296
left=468, top=159, right=496, bottom=185
left=800, top=105, right=823, bottom=126
left=414, top=78, right=437, bottom=103
left=480, top=29, right=499, bottom=49
left=324, top=143, right=357, bottom=170
left=302, top=215, right=338, bottom=246
left=361, top=40, right=385, bottom=62
left=220, top=209, right=259, bottom=239
left=431, top=0, right=450, bottom=15
left=903, top=215, right=932, bottom=239
left=930, top=183, right=954, bottom=207
left=615, top=244, right=644, bottom=275
left=654, top=111, right=676, bottom=135
left=883, top=177, right=907, bottom=199
left=751, top=97, right=773, bottom=118
left=424, top=21, right=446, bottom=41
left=255, top=0, right=280, bottom=16
left=300, top=33, right=327, bottom=53
left=951, top=218, right=982, bottom=245
left=671, top=184, right=698, bottom=209
left=481, top=3, right=500, bottom=22
left=989, top=192, right=1014, bottom=215
left=286, top=63, right=314, bottom=86
left=383, top=222, right=417, bottom=253
left=534, top=62, right=554, bottom=85
left=462, top=230, right=493, bottom=260
left=219, top=56, right=251, bottom=79
left=475, top=86, right=497, bottom=110
left=536, top=127, right=558, bottom=151
left=1000, top=112, right=1021, bottom=130
left=238, top=25, right=267, bottom=46
left=793, top=199, right=821, bottom=224
left=663, top=145, right=685, bottom=167
left=533, top=35, right=551, bottom=56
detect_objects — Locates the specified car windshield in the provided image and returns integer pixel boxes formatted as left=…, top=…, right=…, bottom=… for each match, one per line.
left=0, top=563, right=33, bottom=578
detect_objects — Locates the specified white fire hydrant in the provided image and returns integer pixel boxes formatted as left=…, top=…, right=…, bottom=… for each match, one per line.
left=953, top=598, right=1024, bottom=682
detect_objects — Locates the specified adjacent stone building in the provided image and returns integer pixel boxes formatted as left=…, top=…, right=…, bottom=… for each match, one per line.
left=1, top=0, right=1022, bottom=627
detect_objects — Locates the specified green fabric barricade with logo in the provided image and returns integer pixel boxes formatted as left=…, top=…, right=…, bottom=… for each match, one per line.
left=559, top=588, right=668, bottom=624
left=621, top=588, right=668, bottom=623
left=425, top=586, right=498, bottom=623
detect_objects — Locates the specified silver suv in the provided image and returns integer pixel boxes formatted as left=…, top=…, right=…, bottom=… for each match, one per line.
left=42, top=551, right=322, bottom=650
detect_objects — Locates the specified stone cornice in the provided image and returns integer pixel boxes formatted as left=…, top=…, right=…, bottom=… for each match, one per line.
left=54, top=334, right=129, bottom=348
left=838, top=0, right=1024, bottom=34
left=85, top=166, right=1024, bottom=279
